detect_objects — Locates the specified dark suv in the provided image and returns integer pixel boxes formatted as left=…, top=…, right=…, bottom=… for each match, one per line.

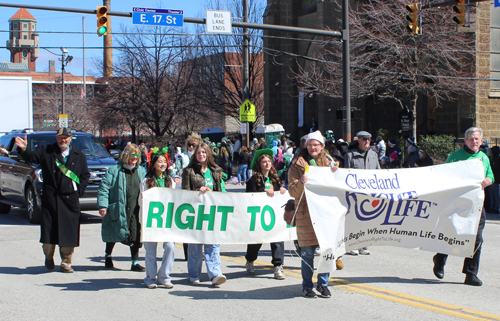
left=0, top=130, right=116, bottom=223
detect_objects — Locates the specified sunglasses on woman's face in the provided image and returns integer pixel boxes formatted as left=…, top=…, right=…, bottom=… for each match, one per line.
left=129, top=153, right=140, bottom=158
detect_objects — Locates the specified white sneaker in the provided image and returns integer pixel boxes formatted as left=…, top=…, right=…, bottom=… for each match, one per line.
left=145, top=281, right=157, bottom=289
left=359, top=247, right=370, bottom=255
left=211, top=274, right=227, bottom=286
left=314, top=247, right=321, bottom=256
left=190, top=278, right=200, bottom=284
left=274, top=265, right=285, bottom=280
left=349, top=249, right=359, bottom=255
left=246, top=261, right=255, bottom=274
left=157, top=279, right=174, bottom=289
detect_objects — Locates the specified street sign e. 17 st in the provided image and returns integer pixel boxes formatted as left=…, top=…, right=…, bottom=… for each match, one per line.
left=132, top=8, right=184, bottom=27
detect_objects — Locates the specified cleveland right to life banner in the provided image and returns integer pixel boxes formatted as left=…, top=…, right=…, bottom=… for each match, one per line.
left=304, top=159, right=485, bottom=274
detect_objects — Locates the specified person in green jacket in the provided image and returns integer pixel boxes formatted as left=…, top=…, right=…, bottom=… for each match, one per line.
left=432, top=127, right=494, bottom=287
left=97, top=144, right=147, bottom=271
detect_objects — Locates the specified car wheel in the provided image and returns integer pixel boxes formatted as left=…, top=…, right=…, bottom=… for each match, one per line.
left=26, top=185, right=41, bottom=224
left=0, top=200, right=11, bottom=214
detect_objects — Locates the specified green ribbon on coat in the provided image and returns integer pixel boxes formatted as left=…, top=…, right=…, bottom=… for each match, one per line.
left=55, top=157, right=80, bottom=184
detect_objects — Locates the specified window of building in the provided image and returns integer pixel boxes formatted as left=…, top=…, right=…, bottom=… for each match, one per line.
left=490, top=4, right=500, bottom=94
left=23, top=50, right=28, bottom=57
left=13, top=23, right=17, bottom=28
left=23, top=35, right=27, bottom=39
left=32, top=24, right=35, bottom=30
left=23, top=24, right=27, bottom=28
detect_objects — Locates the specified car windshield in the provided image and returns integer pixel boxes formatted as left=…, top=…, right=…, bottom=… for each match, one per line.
left=30, top=134, right=110, bottom=157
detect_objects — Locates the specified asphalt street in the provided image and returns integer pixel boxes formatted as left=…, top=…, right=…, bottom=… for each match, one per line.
left=1, top=184, right=500, bottom=320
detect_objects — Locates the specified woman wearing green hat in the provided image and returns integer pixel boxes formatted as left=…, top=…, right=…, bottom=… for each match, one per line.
left=245, top=149, right=287, bottom=279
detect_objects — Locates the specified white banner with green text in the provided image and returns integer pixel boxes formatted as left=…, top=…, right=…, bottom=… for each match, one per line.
left=141, top=188, right=296, bottom=244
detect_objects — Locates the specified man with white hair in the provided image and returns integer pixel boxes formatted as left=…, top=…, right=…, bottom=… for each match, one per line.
left=432, top=127, right=493, bottom=286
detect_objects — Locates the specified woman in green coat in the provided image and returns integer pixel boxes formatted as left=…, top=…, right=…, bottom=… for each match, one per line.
left=97, top=144, right=147, bottom=271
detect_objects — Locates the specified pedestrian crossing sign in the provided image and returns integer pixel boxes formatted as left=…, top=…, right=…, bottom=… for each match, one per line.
left=239, top=99, right=256, bottom=122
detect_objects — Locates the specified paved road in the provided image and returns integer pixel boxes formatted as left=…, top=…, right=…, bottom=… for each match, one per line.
left=1, top=184, right=500, bottom=320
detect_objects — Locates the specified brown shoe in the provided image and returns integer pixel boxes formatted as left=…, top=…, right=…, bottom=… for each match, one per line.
left=45, top=257, right=55, bottom=270
left=336, top=258, right=344, bottom=270
left=60, top=264, right=74, bottom=273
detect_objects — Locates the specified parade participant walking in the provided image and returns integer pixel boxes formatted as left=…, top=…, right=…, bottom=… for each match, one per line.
left=245, top=149, right=287, bottom=279
left=432, top=127, right=493, bottom=286
left=97, top=144, right=147, bottom=271
left=237, top=146, right=251, bottom=185
left=15, top=128, right=90, bottom=273
left=288, top=130, right=338, bottom=298
left=182, top=143, right=227, bottom=286
left=344, top=131, right=380, bottom=256
left=139, top=153, right=175, bottom=289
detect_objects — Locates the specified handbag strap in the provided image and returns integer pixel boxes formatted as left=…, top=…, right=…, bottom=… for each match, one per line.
left=290, top=189, right=305, bottom=224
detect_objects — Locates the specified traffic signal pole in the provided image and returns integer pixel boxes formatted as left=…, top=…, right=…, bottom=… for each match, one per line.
left=242, top=0, right=250, bottom=148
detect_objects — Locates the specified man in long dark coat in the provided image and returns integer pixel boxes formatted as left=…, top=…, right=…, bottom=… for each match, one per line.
left=15, top=128, right=90, bottom=273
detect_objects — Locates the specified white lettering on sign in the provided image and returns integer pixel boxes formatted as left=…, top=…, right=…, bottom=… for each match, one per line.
left=141, top=14, right=146, bottom=23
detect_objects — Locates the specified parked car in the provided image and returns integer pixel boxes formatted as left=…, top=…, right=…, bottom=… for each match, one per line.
left=0, top=130, right=116, bottom=223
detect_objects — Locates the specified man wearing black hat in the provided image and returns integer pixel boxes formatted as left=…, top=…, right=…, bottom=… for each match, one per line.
left=15, top=128, right=90, bottom=273
left=344, top=130, right=381, bottom=255
left=386, top=138, right=402, bottom=163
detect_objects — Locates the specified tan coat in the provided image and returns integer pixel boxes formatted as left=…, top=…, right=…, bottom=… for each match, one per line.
left=288, top=155, right=331, bottom=247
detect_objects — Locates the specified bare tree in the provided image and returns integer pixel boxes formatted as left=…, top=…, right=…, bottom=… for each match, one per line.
left=193, top=0, right=266, bottom=129
left=293, top=0, right=476, bottom=140
left=95, top=26, right=212, bottom=139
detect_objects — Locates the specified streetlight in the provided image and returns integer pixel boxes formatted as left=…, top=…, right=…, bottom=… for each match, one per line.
left=60, top=47, right=73, bottom=117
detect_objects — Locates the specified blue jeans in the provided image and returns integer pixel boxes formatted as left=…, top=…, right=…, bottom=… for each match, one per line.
left=144, top=242, right=175, bottom=285
left=188, top=244, right=222, bottom=281
left=301, top=245, right=330, bottom=289
left=237, top=164, right=248, bottom=184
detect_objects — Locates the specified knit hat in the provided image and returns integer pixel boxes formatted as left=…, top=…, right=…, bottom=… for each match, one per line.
left=388, top=137, right=397, bottom=145
left=390, top=151, right=398, bottom=160
left=306, top=130, right=325, bottom=146
left=406, top=137, right=416, bottom=145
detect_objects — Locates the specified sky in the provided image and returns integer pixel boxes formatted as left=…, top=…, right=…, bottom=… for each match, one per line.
left=0, top=0, right=213, bottom=76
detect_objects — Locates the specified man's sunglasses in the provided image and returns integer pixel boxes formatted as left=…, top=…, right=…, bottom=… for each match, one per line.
left=188, top=143, right=196, bottom=147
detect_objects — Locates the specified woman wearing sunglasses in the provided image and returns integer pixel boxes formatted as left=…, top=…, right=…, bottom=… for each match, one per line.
left=97, top=144, right=147, bottom=271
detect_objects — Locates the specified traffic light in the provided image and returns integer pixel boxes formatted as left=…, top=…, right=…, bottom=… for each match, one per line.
left=452, top=0, right=465, bottom=26
left=96, top=6, right=108, bottom=36
left=405, top=3, right=420, bottom=35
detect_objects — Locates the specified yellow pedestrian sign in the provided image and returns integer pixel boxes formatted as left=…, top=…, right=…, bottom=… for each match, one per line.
left=239, top=99, right=256, bottom=122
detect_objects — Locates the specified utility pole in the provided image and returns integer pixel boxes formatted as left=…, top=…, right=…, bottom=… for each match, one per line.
left=242, top=0, right=250, bottom=148
left=61, top=47, right=67, bottom=116
left=342, top=0, right=351, bottom=141
left=82, top=16, right=86, bottom=98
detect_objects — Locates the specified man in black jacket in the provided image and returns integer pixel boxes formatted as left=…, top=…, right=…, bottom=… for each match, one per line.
left=15, top=128, right=90, bottom=273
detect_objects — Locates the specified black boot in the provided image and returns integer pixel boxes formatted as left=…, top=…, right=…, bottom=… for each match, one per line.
left=432, top=254, right=445, bottom=279
left=464, top=274, right=482, bottom=286
left=105, top=256, right=114, bottom=268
